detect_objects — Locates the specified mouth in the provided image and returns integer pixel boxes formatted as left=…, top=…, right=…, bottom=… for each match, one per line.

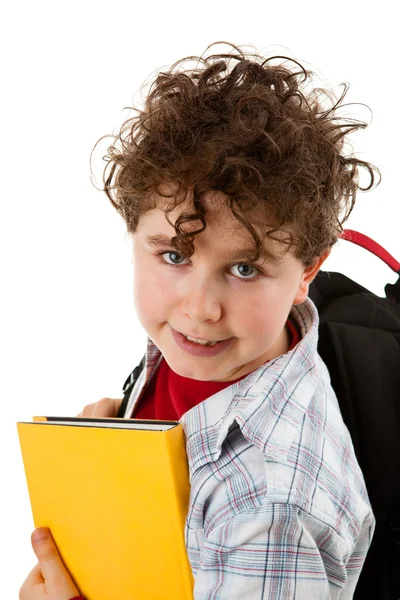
left=170, top=325, right=234, bottom=357
left=182, top=334, right=221, bottom=347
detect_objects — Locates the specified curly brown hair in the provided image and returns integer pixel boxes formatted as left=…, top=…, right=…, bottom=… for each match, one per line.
left=100, top=42, right=379, bottom=266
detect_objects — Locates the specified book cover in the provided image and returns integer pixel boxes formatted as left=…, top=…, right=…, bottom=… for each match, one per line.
left=17, top=417, right=194, bottom=600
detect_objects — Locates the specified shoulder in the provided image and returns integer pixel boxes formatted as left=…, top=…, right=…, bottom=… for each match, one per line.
left=188, top=382, right=373, bottom=552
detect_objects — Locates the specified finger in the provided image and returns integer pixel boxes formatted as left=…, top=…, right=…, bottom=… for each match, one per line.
left=31, top=528, right=79, bottom=596
left=19, top=563, right=44, bottom=599
left=76, top=402, right=95, bottom=417
left=93, top=398, right=121, bottom=417
left=77, top=397, right=122, bottom=418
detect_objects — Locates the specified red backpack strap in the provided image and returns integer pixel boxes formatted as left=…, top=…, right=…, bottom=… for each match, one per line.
left=340, top=229, right=400, bottom=273
left=340, top=229, right=400, bottom=300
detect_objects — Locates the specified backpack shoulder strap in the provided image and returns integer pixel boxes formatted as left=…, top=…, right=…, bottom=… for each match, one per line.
left=117, top=354, right=146, bottom=418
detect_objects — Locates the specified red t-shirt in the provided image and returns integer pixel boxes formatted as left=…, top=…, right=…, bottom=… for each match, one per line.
left=132, top=321, right=301, bottom=421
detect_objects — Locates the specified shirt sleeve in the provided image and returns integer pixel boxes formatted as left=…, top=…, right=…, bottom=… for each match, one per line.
left=192, top=502, right=371, bottom=600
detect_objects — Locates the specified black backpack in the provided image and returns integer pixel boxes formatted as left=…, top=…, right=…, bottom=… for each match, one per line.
left=309, top=230, right=400, bottom=600
left=118, top=229, right=400, bottom=599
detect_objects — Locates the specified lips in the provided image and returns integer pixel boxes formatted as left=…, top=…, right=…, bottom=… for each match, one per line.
left=170, top=326, right=235, bottom=357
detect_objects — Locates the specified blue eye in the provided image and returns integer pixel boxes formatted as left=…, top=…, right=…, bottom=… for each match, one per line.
left=230, top=263, right=259, bottom=279
left=159, top=251, right=188, bottom=265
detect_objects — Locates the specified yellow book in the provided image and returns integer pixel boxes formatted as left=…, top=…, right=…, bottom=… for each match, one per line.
left=17, top=416, right=194, bottom=600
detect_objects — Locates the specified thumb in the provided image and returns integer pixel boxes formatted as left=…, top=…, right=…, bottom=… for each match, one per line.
left=31, top=528, right=79, bottom=595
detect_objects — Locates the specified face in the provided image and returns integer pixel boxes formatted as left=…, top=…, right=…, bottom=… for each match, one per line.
left=132, top=192, right=328, bottom=382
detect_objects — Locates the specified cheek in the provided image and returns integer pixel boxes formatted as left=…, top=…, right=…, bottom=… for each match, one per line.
left=133, top=266, right=154, bottom=324
left=233, top=286, right=293, bottom=337
left=133, top=264, right=173, bottom=324
left=237, top=304, right=264, bottom=333
left=240, top=311, right=278, bottom=341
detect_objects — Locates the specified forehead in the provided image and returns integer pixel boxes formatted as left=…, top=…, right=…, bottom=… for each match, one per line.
left=136, top=190, right=289, bottom=262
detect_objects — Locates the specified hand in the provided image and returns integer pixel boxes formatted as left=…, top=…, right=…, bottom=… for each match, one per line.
left=20, top=528, right=81, bottom=600
left=77, top=397, right=122, bottom=418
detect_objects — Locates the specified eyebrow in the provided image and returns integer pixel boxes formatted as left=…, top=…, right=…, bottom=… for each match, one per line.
left=145, top=234, right=283, bottom=264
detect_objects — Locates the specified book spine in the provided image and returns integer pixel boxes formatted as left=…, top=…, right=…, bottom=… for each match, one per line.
left=164, top=426, right=194, bottom=598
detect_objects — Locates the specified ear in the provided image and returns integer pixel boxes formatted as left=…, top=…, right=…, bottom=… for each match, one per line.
left=293, top=249, right=331, bottom=306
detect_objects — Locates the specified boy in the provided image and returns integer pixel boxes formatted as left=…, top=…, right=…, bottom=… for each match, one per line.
left=20, top=42, right=377, bottom=599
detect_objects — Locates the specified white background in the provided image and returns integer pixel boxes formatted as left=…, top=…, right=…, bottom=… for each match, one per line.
left=2, top=1, right=399, bottom=596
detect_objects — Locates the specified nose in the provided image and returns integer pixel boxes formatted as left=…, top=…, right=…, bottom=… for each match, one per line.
left=180, top=275, right=222, bottom=323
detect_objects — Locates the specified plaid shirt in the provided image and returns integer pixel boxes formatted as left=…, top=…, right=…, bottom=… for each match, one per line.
left=124, top=298, right=375, bottom=599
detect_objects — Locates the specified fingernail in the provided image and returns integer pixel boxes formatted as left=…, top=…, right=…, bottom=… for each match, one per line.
left=32, top=527, right=50, bottom=543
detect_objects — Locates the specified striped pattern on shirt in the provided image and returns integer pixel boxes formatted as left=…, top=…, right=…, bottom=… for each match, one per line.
left=124, top=298, right=375, bottom=599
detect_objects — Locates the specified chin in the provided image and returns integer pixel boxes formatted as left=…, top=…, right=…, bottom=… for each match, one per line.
left=174, top=366, right=209, bottom=380
left=168, top=358, right=213, bottom=381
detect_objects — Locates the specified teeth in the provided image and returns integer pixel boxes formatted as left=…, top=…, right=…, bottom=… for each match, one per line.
left=185, top=335, right=218, bottom=347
